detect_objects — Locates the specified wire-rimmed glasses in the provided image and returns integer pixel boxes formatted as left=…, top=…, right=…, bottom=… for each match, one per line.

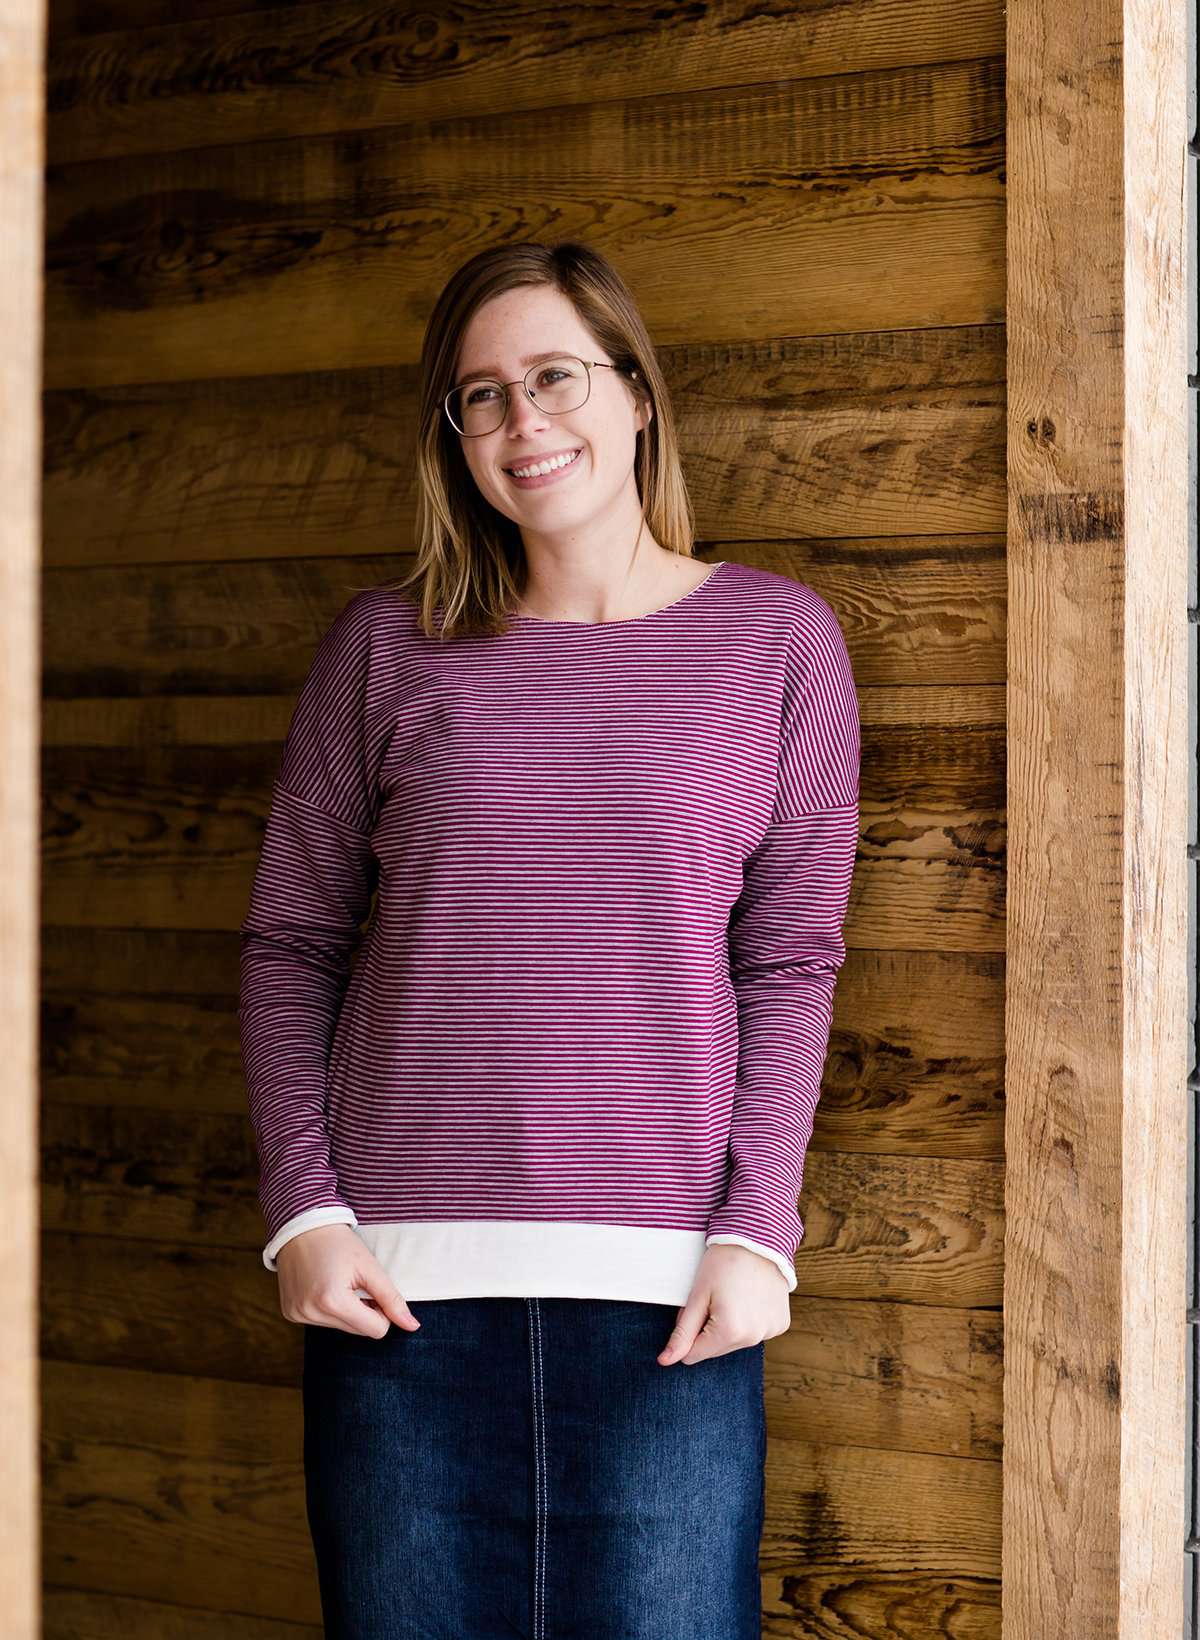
left=443, top=354, right=635, bottom=436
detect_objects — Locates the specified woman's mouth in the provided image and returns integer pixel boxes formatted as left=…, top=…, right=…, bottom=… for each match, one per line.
left=502, top=447, right=584, bottom=490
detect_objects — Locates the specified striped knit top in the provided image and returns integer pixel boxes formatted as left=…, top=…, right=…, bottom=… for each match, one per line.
left=237, top=557, right=860, bottom=1304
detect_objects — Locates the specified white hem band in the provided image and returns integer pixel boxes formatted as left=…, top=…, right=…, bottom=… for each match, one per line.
left=351, top=1220, right=712, bottom=1304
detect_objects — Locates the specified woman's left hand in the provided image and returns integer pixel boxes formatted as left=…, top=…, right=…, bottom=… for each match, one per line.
left=657, top=1244, right=792, bottom=1365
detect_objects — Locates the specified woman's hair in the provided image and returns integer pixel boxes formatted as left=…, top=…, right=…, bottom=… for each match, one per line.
left=349, top=240, right=696, bottom=640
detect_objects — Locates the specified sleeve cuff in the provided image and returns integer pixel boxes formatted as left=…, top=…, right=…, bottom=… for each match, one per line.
left=263, top=1205, right=360, bottom=1271
left=705, top=1234, right=798, bottom=1293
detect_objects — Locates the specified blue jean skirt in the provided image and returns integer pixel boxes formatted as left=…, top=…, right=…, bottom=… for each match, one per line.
left=302, top=1296, right=767, bottom=1638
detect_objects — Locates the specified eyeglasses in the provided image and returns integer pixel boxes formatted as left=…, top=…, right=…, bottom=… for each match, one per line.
left=443, top=354, right=637, bottom=437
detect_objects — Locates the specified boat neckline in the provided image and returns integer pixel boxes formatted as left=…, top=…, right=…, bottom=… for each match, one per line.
left=508, top=559, right=729, bottom=628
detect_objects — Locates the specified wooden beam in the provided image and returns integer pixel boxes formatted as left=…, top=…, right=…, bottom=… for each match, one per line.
left=1004, top=0, right=1189, bottom=1631
left=0, top=0, right=45, bottom=1630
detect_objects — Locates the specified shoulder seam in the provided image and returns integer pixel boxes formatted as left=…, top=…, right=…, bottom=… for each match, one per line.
left=271, top=778, right=374, bottom=840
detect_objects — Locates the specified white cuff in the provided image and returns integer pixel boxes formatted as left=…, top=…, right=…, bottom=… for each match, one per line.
left=263, top=1205, right=359, bottom=1271
left=705, top=1234, right=797, bottom=1292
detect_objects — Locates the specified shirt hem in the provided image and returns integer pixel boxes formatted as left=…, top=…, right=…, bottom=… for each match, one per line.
left=351, top=1219, right=713, bottom=1304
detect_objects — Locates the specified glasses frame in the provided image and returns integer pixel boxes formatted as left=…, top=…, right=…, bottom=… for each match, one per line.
left=443, top=355, right=638, bottom=436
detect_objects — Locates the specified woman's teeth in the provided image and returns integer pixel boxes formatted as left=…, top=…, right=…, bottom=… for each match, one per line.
left=506, top=449, right=581, bottom=479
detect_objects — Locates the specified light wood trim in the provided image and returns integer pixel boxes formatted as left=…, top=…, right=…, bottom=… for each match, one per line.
left=1004, top=0, right=1189, bottom=1630
left=0, top=0, right=45, bottom=1630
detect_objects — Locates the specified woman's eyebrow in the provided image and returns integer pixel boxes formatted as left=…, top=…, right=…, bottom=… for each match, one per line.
left=455, top=349, right=568, bottom=384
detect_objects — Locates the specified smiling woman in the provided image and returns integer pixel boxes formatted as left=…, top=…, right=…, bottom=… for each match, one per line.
left=240, top=239, right=860, bottom=1639
left=448, top=278, right=670, bottom=621
left=350, top=240, right=702, bottom=635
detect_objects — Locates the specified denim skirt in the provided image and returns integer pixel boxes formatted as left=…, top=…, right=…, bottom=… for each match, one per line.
left=301, top=1296, right=767, bottom=1639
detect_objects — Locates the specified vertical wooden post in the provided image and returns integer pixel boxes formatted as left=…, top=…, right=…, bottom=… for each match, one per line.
left=0, top=0, right=44, bottom=1632
left=1005, top=0, right=1190, bottom=1631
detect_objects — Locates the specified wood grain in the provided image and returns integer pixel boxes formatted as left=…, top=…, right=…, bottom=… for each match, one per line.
left=44, top=1586, right=321, bottom=1640
left=43, top=61, right=1005, bottom=390
left=38, top=1, right=1023, bottom=1629
left=41, top=1358, right=320, bottom=1626
left=36, top=706, right=1003, bottom=941
left=41, top=931, right=1004, bottom=1173
left=42, top=328, right=1007, bottom=566
left=1003, top=0, right=1189, bottom=1628
left=40, top=1354, right=1000, bottom=1628
left=38, top=1093, right=1003, bottom=1307
left=39, top=1231, right=1001, bottom=1460
left=762, top=1564, right=1000, bottom=1638
left=47, top=0, right=1004, bottom=157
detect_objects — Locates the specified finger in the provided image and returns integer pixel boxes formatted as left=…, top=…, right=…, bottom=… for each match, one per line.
left=658, top=1302, right=707, bottom=1365
left=680, top=1318, right=725, bottom=1363
left=355, top=1267, right=421, bottom=1331
left=334, top=1308, right=391, bottom=1338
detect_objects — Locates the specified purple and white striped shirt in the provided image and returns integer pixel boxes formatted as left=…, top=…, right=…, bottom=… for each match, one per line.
left=238, top=558, right=860, bottom=1303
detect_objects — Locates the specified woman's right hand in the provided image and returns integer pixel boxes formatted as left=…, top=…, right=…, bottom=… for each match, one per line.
left=275, top=1224, right=421, bottom=1338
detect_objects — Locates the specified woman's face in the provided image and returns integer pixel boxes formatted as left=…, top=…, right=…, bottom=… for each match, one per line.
left=451, top=285, right=650, bottom=543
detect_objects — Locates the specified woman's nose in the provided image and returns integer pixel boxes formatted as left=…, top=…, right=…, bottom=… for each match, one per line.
left=503, top=388, right=552, bottom=436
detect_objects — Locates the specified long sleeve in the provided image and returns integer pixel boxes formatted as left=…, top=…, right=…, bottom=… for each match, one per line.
left=238, top=591, right=384, bottom=1271
left=705, top=593, right=860, bottom=1292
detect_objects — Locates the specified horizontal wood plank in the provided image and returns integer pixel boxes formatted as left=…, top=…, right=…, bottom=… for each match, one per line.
left=761, top=1562, right=1000, bottom=1637
left=770, top=1292, right=1001, bottom=1460
left=44, top=342, right=1006, bottom=572
left=41, top=1228, right=1001, bottom=1461
left=41, top=683, right=1007, bottom=747
left=42, top=327, right=1006, bottom=565
left=44, top=1585, right=321, bottom=1639
left=38, top=713, right=1004, bottom=944
left=38, top=1097, right=1003, bottom=1305
left=762, top=1435, right=1000, bottom=1577
left=41, top=932, right=1004, bottom=1159
left=40, top=1356, right=1000, bottom=1626
left=40, top=539, right=1006, bottom=689
left=48, top=0, right=282, bottom=41
left=47, top=0, right=1003, bottom=159
left=40, top=1230, right=303, bottom=1383
left=43, top=62, right=1004, bottom=389
left=41, top=1359, right=320, bottom=1626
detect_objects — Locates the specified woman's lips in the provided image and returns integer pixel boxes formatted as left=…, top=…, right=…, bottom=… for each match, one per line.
left=502, top=448, right=584, bottom=490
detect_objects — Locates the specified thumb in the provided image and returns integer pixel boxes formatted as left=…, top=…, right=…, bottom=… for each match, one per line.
left=658, top=1300, right=704, bottom=1364
left=355, top=1261, right=421, bottom=1331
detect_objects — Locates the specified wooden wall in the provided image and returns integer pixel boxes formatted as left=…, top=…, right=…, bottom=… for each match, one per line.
left=40, top=3, right=1007, bottom=1634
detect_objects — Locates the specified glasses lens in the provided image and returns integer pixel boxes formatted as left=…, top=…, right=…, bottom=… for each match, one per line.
left=447, top=355, right=589, bottom=435
left=525, top=355, right=589, bottom=417
left=446, top=379, right=503, bottom=436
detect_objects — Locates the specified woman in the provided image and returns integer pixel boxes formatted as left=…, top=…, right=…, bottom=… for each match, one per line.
left=238, top=239, right=861, bottom=1639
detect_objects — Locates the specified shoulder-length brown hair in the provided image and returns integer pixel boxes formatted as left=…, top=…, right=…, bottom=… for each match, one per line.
left=355, top=240, right=696, bottom=641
